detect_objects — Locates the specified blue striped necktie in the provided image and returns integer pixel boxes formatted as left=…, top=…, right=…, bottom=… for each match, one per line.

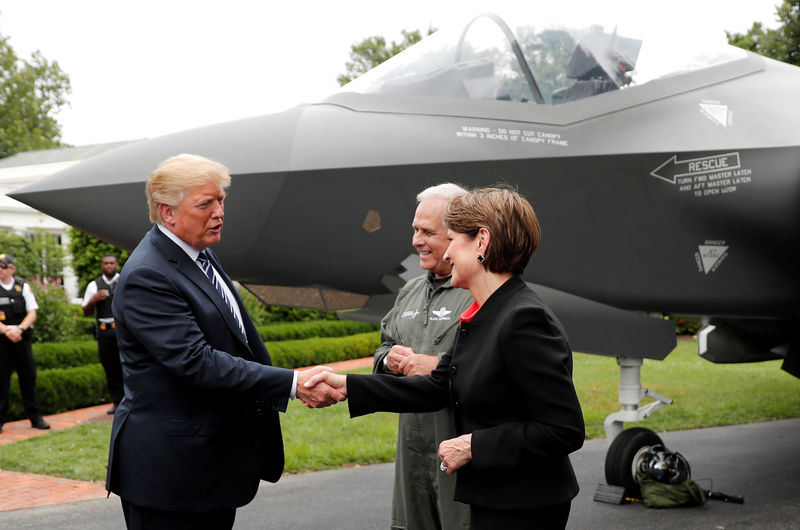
left=197, top=251, right=245, bottom=337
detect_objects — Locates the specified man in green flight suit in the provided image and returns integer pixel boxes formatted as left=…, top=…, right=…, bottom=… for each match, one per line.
left=373, top=183, right=473, bottom=530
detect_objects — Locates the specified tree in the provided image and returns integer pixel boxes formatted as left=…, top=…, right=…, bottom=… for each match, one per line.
left=337, top=28, right=435, bottom=86
left=68, top=228, right=129, bottom=295
left=727, top=0, right=800, bottom=66
left=0, top=27, right=71, bottom=159
left=0, top=229, right=63, bottom=280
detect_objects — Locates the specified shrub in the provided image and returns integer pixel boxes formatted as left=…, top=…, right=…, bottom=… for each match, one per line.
left=27, top=277, right=81, bottom=343
left=267, top=331, right=380, bottom=369
left=6, top=364, right=109, bottom=418
left=256, top=320, right=377, bottom=342
left=32, top=340, right=98, bottom=370
left=666, top=316, right=703, bottom=336
left=237, top=287, right=339, bottom=325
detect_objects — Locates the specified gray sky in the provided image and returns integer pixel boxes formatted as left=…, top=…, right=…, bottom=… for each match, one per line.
left=0, top=0, right=782, bottom=146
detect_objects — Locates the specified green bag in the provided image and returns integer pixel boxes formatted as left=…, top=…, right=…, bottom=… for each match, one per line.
left=637, top=471, right=707, bottom=509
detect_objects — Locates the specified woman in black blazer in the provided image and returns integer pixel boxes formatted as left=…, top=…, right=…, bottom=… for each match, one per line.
left=308, top=187, right=585, bottom=529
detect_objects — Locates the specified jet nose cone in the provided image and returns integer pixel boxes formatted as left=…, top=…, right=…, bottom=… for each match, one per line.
left=10, top=108, right=305, bottom=251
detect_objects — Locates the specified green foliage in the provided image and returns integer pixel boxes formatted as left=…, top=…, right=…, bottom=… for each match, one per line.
left=32, top=340, right=98, bottom=370
left=337, top=28, right=435, bottom=86
left=29, top=231, right=65, bottom=278
left=0, top=31, right=71, bottom=159
left=5, top=364, right=108, bottom=419
left=68, top=228, right=129, bottom=295
left=0, top=231, right=34, bottom=276
left=0, top=421, right=111, bottom=480
left=517, top=28, right=576, bottom=104
left=727, top=0, right=800, bottom=66
left=257, top=320, right=378, bottom=342
left=573, top=339, right=800, bottom=438
left=262, top=304, right=338, bottom=322
left=237, top=286, right=270, bottom=325
left=0, top=229, right=64, bottom=280
left=26, top=277, right=79, bottom=343
left=267, top=331, right=380, bottom=369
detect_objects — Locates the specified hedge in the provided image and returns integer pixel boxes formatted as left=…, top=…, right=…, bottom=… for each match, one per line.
left=29, top=321, right=380, bottom=371
left=256, top=320, right=378, bottom=341
left=5, top=364, right=108, bottom=419
left=32, top=340, right=99, bottom=370
left=4, top=330, right=380, bottom=420
left=267, top=331, right=380, bottom=369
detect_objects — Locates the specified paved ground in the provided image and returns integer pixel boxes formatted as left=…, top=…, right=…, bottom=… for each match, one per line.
left=0, top=403, right=113, bottom=511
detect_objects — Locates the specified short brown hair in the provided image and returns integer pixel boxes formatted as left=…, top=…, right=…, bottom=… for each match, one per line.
left=146, top=154, right=231, bottom=224
left=444, top=186, right=540, bottom=275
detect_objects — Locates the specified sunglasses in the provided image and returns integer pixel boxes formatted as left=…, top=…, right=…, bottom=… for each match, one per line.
left=0, top=264, right=8, bottom=269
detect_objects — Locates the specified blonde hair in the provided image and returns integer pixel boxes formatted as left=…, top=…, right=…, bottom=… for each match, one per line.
left=146, top=154, right=231, bottom=224
left=444, top=186, right=540, bottom=275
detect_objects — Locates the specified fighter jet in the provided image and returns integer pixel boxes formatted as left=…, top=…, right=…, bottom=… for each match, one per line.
left=10, top=9, right=799, bottom=493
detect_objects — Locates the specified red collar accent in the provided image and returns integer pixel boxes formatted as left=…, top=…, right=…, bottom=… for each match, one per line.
left=459, top=300, right=481, bottom=325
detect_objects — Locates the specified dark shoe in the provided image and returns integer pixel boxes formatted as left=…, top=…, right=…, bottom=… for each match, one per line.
left=30, top=417, right=50, bottom=430
left=107, top=404, right=118, bottom=415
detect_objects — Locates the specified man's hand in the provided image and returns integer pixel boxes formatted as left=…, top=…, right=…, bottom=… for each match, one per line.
left=303, top=370, right=347, bottom=398
left=94, top=289, right=110, bottom=302
left=439, top=433, right=472, bottom=474
left=399, top=353, right=439, bottom=376
left=295, top=366, right=346, bottom=408
left=384, top=345, right=414, bottom=374
left=3, top=325, right=22, bottom=343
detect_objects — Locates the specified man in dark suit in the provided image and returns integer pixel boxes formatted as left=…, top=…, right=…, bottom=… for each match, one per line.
left=107, top=153, right=343, bottom=529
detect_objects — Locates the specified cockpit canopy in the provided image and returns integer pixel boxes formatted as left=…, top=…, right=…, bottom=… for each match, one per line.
left=342, top=9, right=747, bottom=105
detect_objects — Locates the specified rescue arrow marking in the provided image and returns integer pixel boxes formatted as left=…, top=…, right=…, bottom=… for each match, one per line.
left=650, top=152, right=741, bottom=184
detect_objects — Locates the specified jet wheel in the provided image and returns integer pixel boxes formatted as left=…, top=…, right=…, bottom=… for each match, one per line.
left=604, top=427, right=663, bottom=498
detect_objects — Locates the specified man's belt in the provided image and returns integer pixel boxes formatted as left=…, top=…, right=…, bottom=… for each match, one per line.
left=99, top=322, right=116, bottom=331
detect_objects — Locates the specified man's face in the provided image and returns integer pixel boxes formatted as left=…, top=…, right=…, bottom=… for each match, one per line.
left=0, top=263, right=15, bottom=282
left=411, top=197, right=452, bottom=279
left=101, top=257, right=118, bottom=278
left=163, top=181, right=226, bottom=250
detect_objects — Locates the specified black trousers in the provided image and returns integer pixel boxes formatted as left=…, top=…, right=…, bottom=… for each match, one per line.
left=121, top=499, right=236, bottom=530
left=0, top=337, right=41, bottom=424
left=470, top=501, right=571, bottom=530
left=97, top=327, right=124, bottom=405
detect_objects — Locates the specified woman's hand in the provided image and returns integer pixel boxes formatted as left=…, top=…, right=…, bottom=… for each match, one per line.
left=303, top=370, right=347, bottom=396
left=438, top=433, right=472, bottom=474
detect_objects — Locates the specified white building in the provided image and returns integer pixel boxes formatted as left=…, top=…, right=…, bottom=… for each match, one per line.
left=0, top=142, right=134, bottom=300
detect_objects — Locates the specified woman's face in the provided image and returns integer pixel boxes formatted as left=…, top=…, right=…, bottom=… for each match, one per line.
left=444, top=229, right=480, bottom=290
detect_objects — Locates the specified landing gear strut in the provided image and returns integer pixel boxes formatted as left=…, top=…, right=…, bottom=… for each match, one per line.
left=603, top=356, right=672, bottom=493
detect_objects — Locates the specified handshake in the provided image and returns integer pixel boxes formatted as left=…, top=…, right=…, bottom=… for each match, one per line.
left=295, top=367, right=348, bottom=408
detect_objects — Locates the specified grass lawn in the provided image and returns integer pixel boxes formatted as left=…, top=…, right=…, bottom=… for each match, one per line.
left=1, top=339, right=798, bottom=482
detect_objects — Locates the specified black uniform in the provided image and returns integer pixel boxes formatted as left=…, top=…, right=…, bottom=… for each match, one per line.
left=90, top=274, right=124, bottom=407
left=0, top=278, right=43, bottom=425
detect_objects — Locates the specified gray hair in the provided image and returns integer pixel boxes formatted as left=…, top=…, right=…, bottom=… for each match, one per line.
left=416, top=182, right=468, bottom=203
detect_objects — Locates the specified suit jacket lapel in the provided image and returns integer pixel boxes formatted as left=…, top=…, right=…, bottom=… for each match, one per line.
left=150, top=227, right=254, bottom=354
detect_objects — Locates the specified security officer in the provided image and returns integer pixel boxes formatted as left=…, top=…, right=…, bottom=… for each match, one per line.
left=0, top=254, right=49, bottom=433
left=82, top=254, right=123, bottom=414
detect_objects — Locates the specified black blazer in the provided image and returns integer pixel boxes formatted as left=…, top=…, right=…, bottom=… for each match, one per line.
left=348, top=275, right=585, bottom=510
left=106, top=226, right=295, bottom=511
